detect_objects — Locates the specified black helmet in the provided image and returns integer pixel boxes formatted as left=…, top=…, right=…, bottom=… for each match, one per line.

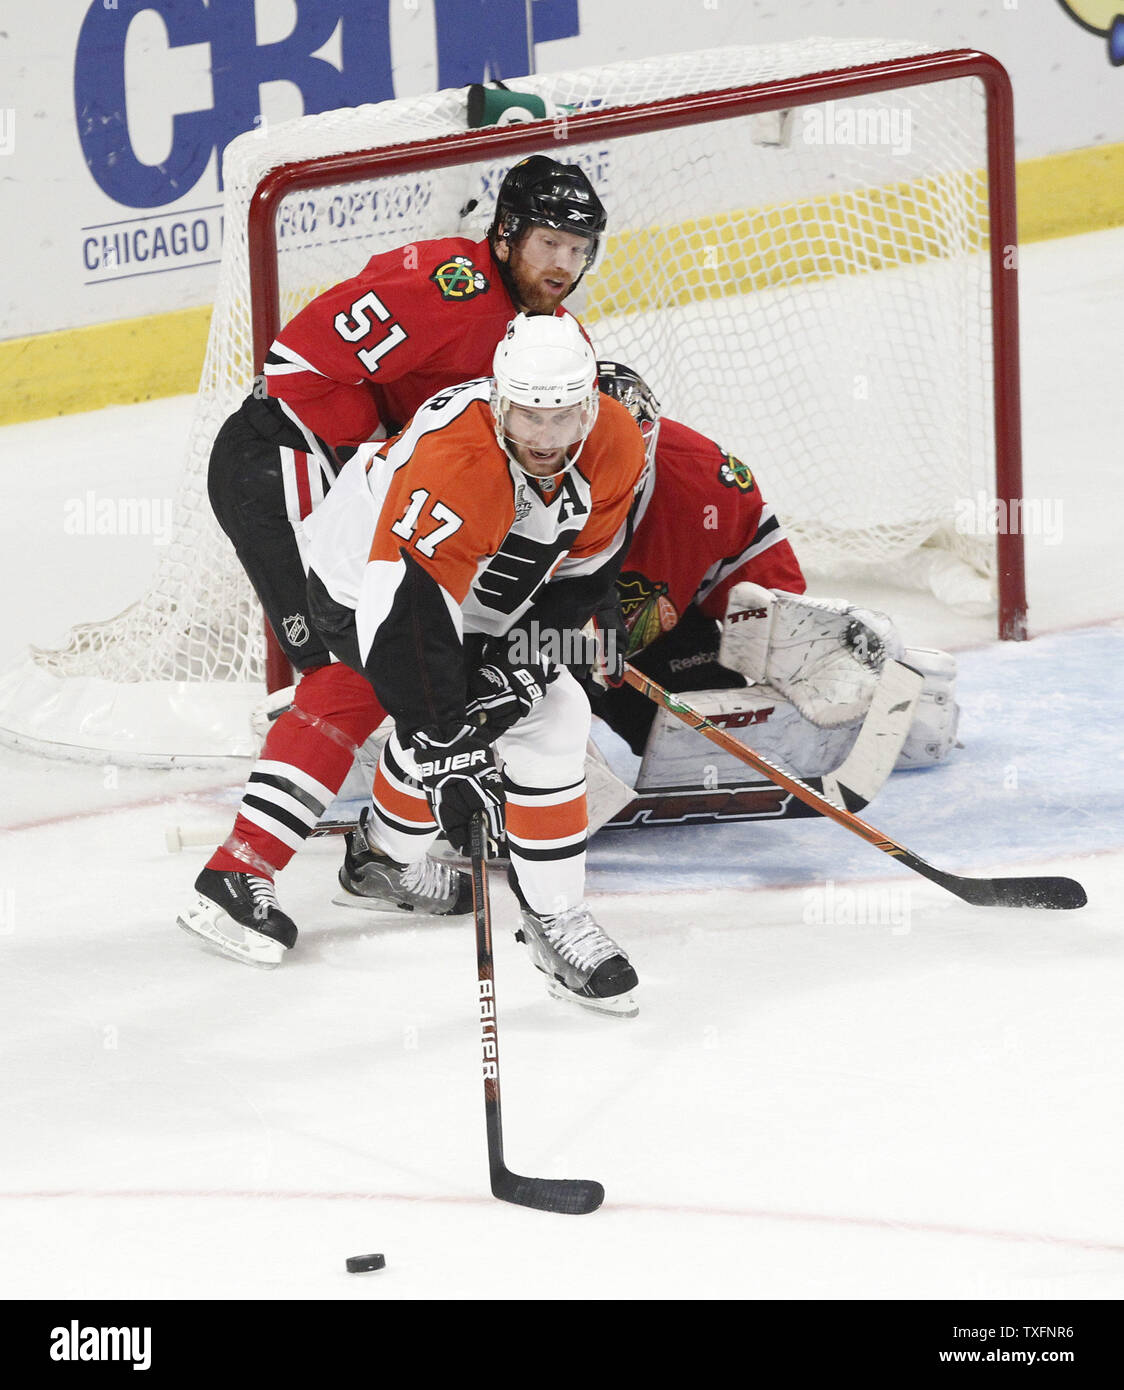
left=596, top=361, right=661, bottom=431
left=597, top=361, right=662, bottom=486
left=489, top=155, right=607, bottom=277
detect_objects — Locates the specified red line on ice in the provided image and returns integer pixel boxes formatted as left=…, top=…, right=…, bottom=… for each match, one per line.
left=2, top=1189, right=1121, bottom=1255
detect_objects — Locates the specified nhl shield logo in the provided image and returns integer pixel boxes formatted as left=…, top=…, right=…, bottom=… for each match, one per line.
left=282, top=613, right=310, bottom=647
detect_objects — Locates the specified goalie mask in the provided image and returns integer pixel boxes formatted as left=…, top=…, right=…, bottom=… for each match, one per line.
left=491, top=314, right=599, bottom=487
left=597, top=360, right=662, bottom=493
left=489, top=155, right=607, bottom=287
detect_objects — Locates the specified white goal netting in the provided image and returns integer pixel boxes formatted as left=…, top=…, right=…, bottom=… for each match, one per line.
left=0, top=40, right=1013, bottom=762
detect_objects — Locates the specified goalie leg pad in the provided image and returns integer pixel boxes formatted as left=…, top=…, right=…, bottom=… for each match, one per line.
left=584, top=738, right=637, bottom=834
left=896, top=647, right=960, bottom=768
left=635, top=686, right=858, bottom=787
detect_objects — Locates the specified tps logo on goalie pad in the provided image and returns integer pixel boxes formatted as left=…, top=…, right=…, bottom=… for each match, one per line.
left=717, top=449, right=755, bottom=493
left=429, top=256, right=489, bottom=301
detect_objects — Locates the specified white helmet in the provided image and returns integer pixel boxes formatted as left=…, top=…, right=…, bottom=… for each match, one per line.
left=491, top=313, right=598, bottom=478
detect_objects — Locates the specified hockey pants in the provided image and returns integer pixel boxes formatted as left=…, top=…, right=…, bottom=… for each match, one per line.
left=369, top=667, right=592, bottom=917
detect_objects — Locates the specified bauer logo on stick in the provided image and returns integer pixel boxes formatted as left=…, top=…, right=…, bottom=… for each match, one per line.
left=429, top=255, right=490, bottom=300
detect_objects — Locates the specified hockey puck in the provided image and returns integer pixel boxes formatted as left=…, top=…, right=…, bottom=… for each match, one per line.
left=346, top=1253, right=386, bottom=1274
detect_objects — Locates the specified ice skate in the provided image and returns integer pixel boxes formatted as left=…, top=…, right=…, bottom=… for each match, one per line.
left=333, top=809, right=473, bottom=916
left=516, top=901, right=639, bottom=1018
left=176, top=867, right=298, bottom=969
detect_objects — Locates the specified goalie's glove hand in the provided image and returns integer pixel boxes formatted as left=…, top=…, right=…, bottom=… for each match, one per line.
left=465, top=649, right=557, bottom=736
left=720, top=584, right=904, bottom=728
left=409, top=724, right=505, bottom=855
left=589, top=598, right=628, bottom=688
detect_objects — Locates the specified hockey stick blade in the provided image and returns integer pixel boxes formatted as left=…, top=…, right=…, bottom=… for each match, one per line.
left=492, top=1169, right=605, bottom=1215
left=902, top=852, right=1088, bottom=910
left=623, top=667, right=1088, bottom=912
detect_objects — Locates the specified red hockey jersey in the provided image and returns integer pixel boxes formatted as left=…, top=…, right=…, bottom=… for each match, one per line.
left=619, top=417, right=805, bottom=655
left=265, top=235, right=569, bottom=452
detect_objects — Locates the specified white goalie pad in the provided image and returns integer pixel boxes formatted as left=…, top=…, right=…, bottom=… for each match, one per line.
left=895, top=646, right=959, bottom=767
left=635, top=658, right=953, bottom=795
left=719, top=582, right=904, bottom=727
left=584, top=739, right=637, bottom=835
left=636, top=686, right=859, bottom=790
left=250, top=683, right=296, bottom=743
left=718, top=583, right=959, bottom=768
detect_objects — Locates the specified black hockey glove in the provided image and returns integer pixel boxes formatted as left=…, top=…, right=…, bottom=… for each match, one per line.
left=410, top=723, right=505, bottom=855
left=465, top=649, right=557, bottom=736
left=590, top=597, right=628, bottom=687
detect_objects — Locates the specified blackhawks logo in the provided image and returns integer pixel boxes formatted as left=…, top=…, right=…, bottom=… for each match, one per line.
left=718, top=449, right=755, bottom=493
left=617, top=571, right=679, bottom=654
left=429, top=255, right=489, bottom=301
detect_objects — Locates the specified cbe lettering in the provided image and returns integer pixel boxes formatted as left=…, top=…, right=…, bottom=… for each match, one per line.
left=73, top=0, right=579, bottom=209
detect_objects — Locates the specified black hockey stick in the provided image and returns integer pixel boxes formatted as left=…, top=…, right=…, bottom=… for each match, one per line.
left=469, top=812, right=605, bottom=1214
left=623, top=668, right=1087, bottom=911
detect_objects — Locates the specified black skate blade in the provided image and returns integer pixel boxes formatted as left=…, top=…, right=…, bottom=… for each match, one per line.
left=332, top=886, right=414, bottom=914
left=493, top=1170, right=604, bottom=1215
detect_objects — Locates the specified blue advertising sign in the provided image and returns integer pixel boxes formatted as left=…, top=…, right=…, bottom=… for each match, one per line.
left=74, top=0, right=580, bottom=209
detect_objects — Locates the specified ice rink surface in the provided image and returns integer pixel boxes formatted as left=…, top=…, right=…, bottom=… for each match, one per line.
left=0, top=227, right=1121, bottom=1303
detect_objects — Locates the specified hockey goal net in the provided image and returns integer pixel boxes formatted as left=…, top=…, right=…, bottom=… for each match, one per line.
left=0, top=40, right=1023, bottom=763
